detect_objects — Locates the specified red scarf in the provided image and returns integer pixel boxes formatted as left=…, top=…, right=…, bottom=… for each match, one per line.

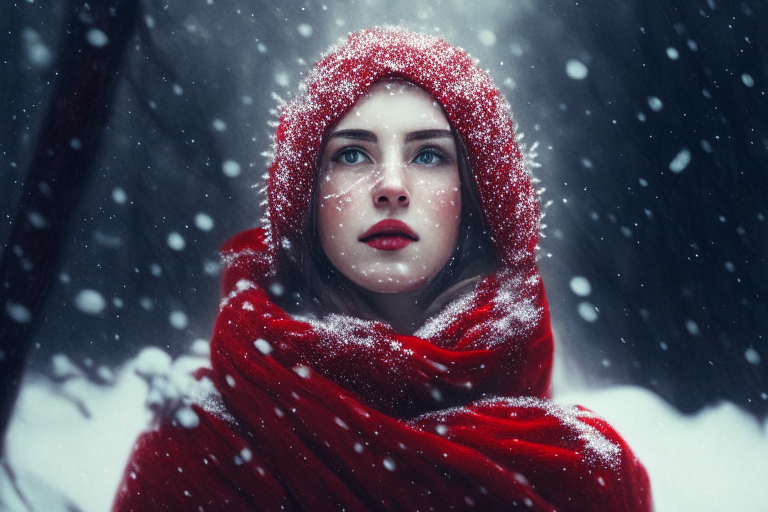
left=112, top=229, right=650, bottom=512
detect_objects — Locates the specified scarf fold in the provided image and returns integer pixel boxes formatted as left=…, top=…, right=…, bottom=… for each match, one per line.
left=112, top=229, right=651, bottom=512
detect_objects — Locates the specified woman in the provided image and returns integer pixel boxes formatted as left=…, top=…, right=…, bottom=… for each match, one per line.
left=113, top=27, right=651, bottom=511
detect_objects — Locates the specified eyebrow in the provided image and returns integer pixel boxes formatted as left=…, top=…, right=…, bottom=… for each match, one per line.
left=405, top=129, right=453, bottom=142
left=329, top=129, right=453, bottom=143
left=329, top=130, right=377, bottom=142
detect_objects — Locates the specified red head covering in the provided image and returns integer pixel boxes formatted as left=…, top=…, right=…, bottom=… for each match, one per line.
left=266, top=27, right=539, bottom=269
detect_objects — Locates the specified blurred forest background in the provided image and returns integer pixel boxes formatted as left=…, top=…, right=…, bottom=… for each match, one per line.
left=1, top=0, right=765, bottom=430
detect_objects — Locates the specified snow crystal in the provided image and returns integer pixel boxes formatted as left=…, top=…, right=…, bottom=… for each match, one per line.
left=435, top=424, right=448, bottom=435
left=578, top=302, right=598, bottom=322
left=195, top=213, right=214, bottom=231
left=666, top=47, right=679, bottom=60
left=685, top=320, right=700, bottom=336
left=637, top=112, right=647, bottom=122
left=167, top=232, right=186, bottom=251
left=274, top=72, right=290, bottom=88
left=111, top=187, right=127, bottom=204
left=254, top=338, right=272, bottom=355
left=293, top=365, right=311, bottom=379
left=724, top=261, right=736, bottom=272
left=225, top=374, right=236, bottom=387
left=139, top=297, right=153, bottom=311
left=241, top=95, right=253, bottom=105
left=269, top=283, right=285, bottom=296
left=112, top=297, right=123, bottom=308
left=257, top=43, right=267, bottom=53
left=211, top=118, right=227, bottom=132
left=510, top=43, right=523, bottom=57
left=334, top=417, right=349, bottom=430
left=85, top=29, right=109, bottom=47
left=21, top=28, right=52, bottom=67
left=144, top=14, right=155, bottom=29
left=639, top=178, right=648, bottom=187
left=669, top=148, right=691, bottom=173
left=150, top=263, right=162, bottom=277
left=569, top=276, right=592, bottom=297
left=382, top=457, right=397, bottom=471
left=647, top=96, right=663, bottom=112
left=222, top=159, right=241, bottom=178
left=354, top=442, right=364, bottom=453
left=173, top=84, right=184, bottom=96
left=687, top=39, right=698, bottom=51
left=74, top=289, right=106, bottom=315
left=70, top=138, right=82, bottom=150
left=741, top=73, right=755, bottom=87
left=565, top=59, right=588, bottom=80
left=26, top=211, right=49, bottom=229
left=297, top=23, right=312, bottom=37
left=478, top=30, right=496, bottom=46
left=701, top=140, right=713, bottom=153
left=169, top=311, right=189, bottom=330
left=581, top=158, right=593, bottom=168
left=744, top=348, right=761, bottom=365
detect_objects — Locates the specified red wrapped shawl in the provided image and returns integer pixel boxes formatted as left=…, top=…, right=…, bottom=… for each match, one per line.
left=113, top=28, right=651, bottom=511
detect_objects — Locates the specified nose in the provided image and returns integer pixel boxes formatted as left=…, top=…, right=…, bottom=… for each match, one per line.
left=373, top=164, right=410, bottom=208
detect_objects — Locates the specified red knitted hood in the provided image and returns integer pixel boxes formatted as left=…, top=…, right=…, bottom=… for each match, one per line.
left=265, top=27, right=540, bottom=270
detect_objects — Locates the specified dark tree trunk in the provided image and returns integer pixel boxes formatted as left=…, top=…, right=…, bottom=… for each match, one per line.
left=0, top=0, right=140, bottom=455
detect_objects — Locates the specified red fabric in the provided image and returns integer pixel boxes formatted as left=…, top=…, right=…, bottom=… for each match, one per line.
left=112, top=27, right=651, bottom=511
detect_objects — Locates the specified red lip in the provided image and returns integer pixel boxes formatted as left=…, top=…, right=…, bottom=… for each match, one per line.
left=359, top=219, right=418, bottom=251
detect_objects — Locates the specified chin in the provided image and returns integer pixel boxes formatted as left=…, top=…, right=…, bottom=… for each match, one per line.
left=354, top=275, right=428, bottom=295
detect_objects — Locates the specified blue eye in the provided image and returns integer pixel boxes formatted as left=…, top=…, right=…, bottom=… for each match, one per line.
left=333, top=148, right=368, bottom=165
left=414, top=149, right=443, bottom=165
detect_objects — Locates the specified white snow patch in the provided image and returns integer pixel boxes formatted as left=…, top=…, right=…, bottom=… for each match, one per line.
left=669, top=149, right=691, bottom=173
left=111, top=187, right=127, bottom=204
left=22, top=28, right=52, bottom=67
left=647, top=96, right=663, bottom=112
left=169, top=310, right=189, bottom=330
left=565, top=59, right=588, bottom=80
left=666, top=47, right=679, bottom=60
left=85, top=29, right=109, bottom=47
left=254, top=338, right=273, bottom=355
left=478, top=30, right=496, bottom=46
left=222, top=159, right=241, bottom=178
left=167, top=232, right=186, bottom=251
left=297, top=23, right=312, bottom=37
left=74, top=289, right=106, bottom=315
left=745, top=348, right=761, bottom=365
left=577, top=302, right=598, bottom=322
left=5, top=301, right=32, bottom=323
left=194, top=212, right=214, bottom=231
left=569, top=276, right=592, bottom=297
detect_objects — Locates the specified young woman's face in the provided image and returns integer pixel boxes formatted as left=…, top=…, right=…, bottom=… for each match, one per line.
left=317, top=81, right=462, bottom=294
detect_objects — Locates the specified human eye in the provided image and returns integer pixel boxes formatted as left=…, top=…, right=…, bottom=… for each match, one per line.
left=413, top=147, right=448, bottom=166
left=331, top=147, right=370, bottom=165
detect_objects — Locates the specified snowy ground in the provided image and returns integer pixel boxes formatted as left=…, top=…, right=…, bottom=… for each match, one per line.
left=1, top=348, right=766, bottom=512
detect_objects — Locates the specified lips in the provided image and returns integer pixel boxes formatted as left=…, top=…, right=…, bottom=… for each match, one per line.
left=359, top=219, right=419, bottom=251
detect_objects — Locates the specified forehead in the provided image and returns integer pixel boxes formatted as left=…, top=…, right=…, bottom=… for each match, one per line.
left=332, top=80, right=451, bottom=132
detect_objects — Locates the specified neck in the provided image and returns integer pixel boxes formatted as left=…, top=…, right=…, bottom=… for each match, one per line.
left=359, top=288, right=428, bottom=336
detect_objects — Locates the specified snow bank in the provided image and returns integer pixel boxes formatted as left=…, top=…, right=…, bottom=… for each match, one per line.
left=1, top=355, right=766, bottom=511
